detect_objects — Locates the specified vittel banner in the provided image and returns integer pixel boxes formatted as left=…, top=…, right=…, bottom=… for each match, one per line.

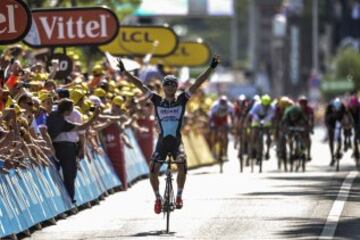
left=23, top=7, right=119, bottom=47
left=0, top=0, right=31, bottom=45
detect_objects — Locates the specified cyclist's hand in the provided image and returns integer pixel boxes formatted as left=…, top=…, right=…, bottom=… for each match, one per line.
left=210, top=55, right=220, bottom=69
left=117, top=58, right=126, bottom=73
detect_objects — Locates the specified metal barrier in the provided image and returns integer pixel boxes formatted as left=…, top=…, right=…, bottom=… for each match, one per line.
left=0, top=129, right=213, bottom=238
left=124, top=129, right=150, bottom=184
left=0, top=145, right=122, bottom=238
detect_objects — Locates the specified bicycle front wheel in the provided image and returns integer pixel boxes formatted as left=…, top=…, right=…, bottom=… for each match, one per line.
left=164, top=175, right=174, bottom=233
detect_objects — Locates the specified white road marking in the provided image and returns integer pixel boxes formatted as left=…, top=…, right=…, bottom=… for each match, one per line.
left=319, top=171, right=358, bottom=240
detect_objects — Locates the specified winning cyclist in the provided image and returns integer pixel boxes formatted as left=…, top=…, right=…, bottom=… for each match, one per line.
left=117, top=55, right=220, bottom=214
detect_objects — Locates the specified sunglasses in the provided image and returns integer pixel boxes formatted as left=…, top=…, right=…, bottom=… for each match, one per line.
left=163, top=81, right=177, bottom=87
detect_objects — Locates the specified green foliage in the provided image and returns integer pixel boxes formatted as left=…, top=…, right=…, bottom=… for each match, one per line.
left=335, top=49, right=360, bottom=89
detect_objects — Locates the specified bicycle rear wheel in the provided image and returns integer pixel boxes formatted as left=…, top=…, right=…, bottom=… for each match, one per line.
left=258, top=131, right=264, bottom=173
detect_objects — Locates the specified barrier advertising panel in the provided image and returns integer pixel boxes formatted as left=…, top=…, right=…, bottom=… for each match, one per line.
left=99, top=25, right=178, bottom=57
left=150, top=41, right=211, bottom=67
left=24, top=7, right=119, bottom=47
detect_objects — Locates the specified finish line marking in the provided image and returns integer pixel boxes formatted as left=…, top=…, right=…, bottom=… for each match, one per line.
left=319, top=171, right=358, bottom=240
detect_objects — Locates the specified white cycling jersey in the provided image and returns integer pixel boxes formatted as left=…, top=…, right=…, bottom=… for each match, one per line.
left=249, top=102, right=275, bottom=125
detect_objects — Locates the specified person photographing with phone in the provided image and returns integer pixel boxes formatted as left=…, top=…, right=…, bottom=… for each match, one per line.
left=117, top=55, right=220, bottom=214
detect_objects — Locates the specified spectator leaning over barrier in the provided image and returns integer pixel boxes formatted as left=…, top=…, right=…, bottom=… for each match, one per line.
left=117, top=55, right=220, bottom=214
left=46, top=98, right=101, bottom=205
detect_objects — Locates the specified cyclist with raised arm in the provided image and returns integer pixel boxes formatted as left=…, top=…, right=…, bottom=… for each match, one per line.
left=117, top=56, right=220, bottom=214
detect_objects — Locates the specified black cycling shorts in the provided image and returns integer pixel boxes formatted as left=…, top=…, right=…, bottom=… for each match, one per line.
left=151, top=136, right=187, bottom=163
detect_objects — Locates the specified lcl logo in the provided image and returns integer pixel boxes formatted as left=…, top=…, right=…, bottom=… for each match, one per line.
left=121, top=31, right=155, bottom=43
left=0, top=0, right=31, bottom=44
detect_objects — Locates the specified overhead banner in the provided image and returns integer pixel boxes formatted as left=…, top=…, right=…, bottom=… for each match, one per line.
left=23, top=7, right=119, bottom=48
left=98, top=25, right=178, bottom=57
left=0, top=0, right=32, bottom=45
left=150, top=41, right=211, bottom=67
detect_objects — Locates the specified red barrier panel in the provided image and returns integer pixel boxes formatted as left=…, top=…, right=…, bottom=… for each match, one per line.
left=102, top=123, right=127, bottom=190
left=135, top=118, right=154, bottom=165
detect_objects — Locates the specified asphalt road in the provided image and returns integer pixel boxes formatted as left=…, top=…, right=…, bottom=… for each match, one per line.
left=24, top=128, right=360, bottom=240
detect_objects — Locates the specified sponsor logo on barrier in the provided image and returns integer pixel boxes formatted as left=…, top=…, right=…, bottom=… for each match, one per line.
left=98, top=25, right=178, bottom=57
left=0, top=0, right=31, bottom=45
left=151, top=41, right=211, bottom=67
left=23, top=7, right=119, bottom=47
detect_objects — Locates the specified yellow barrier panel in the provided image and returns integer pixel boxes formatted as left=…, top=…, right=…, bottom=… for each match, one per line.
left=98, top=26, right=178, bottom=57
left=182, top=132, right=200, bottom=169
left=150, top=41, right=211, bottom=67
left=188, top=131, right=216, bottom=166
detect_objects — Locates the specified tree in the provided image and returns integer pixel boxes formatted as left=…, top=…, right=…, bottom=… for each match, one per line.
left=335, top=49, right=360, bottom=89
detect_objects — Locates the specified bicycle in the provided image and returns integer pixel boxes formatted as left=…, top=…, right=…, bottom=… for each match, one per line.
left=334, top=121, right=343, bottom=171
left=159, top=154, right=184, bottom=233
left=276, top=129, right=288, bottom=172
left=287, top=126, right=307, bottom=172
left=353, top=125, right=360, bottom=170
left=251, top=122, right=265, bottom=173
left=213, top=126, right=228, bottom=173
left=237, top=128, right=247, bottom=172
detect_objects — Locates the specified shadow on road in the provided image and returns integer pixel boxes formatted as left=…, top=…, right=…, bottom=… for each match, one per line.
left=244, top=172, right=360, bottom=239
left=244, top=174, right=360, bottom=203
left=272, top=217, right=360, bottom=239
left=129, top=230, right=176, bottom=237
left=272, top=217, right=324, bottom=239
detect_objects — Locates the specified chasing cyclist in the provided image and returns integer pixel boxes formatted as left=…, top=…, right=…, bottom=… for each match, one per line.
left=249, top=94, right=275, bottom=160
left=117, top=55, right=220, bottom=214
left=346, top=96, right=360, bottom=161
left=298, top=96, right=314, bottom=161
left=325, top=98, right=352, bottom=166
left=281, top=104, right=309, bottom=166
left=208, top=95, right=235, bottom=161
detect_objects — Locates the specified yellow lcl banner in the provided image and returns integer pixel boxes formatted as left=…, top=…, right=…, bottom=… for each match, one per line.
left=98, top=25, right=178, bottom=57
left=150, top=41, right=211, bottom=67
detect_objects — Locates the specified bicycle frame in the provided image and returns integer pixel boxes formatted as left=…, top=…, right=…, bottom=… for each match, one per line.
left=251, top=123, right=265, bottom=173
left=288, top=127, right=306, bottom=172
left=162, top=154, right=175, bottom=233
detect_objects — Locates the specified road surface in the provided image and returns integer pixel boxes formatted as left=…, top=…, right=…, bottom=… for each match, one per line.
left=24, top=128, right=360, bottom=240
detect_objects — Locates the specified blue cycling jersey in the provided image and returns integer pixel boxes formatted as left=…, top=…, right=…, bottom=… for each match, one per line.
left=150, top=91, right=191, bottom=139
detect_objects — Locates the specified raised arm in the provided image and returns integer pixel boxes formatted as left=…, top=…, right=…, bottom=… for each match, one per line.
left=188, top=55, right=220, bottom=95
left=117, top=58, right=151, bottom=95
